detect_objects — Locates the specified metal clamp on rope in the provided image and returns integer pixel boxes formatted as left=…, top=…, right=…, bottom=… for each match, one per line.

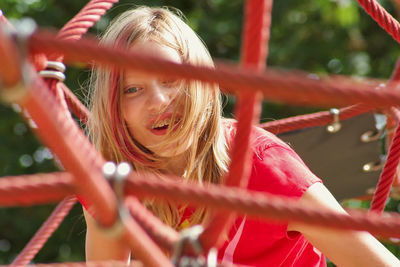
left=363, top=156, right=386, bottom=173
left=39, top=61, right=66, bottom=82
left=0, top=18, right=36, bottom=103
left=360, top=129, right=384, bottom=143
left=98, top=161, right=132, bottom=238
left=171, top=225, right=217, bottom=267
left=326, top=108, right=341, bottom=133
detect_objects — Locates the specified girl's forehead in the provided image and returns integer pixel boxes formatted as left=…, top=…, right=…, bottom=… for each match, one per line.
left=124, top=41, right=182, bottom=84
left=130, top=40, right=181, bottom=63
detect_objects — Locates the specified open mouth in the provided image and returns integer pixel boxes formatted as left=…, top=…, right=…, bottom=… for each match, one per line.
left=151, top=118, right=180, bottom=131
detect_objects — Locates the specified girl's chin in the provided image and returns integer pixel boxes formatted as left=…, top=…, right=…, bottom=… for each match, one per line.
left=155, top=148, right=184, bottom=158
left=151, top=142, right=192, bottom=158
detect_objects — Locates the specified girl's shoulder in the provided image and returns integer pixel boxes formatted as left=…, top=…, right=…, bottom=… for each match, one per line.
left=222, top=118, right=292, bottom=155
left=222, top=118, right=322, bottom=198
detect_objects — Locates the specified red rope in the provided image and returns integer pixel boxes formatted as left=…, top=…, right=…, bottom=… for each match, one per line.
left=201, top=0, right=272, bottom=251
left=59, top=83, right=90, bottom=123
left=387, top=59, right=400, bottom=186
left=0, top=173, right=74, bottom=206
left=10, top=261, right=138, bottom=267
left=357, top=0, right=400, bottom=44
left=3, top=170, right=400, bottom=239
left=43, top=0, right=117, bottom=122
left=3, top=0, right=400, bottom=264
left=12, top=196, right=77, bottom=266
left=370, top=107, right=400, bottom=213
left=261, top=104, right=372, bottom=134
left=124, top=197, right=179, bottom=251
left=123, top=171, right=400, bottom=239
left=57, top=1, right=118, bottom=42
left=50, top=0, right=118, bottom=63
left=19, top=74, right=117, bottom=227
left=0, top=31, right=170, bottom=266
left=28, top=31, right=400, bottom=108
left=119, top=208, right=173, bottom=267
left=261, top=0, right=400, bottom=136
left=9, top=261, right=243, bottom=267
left=0, top=20, right=21, bottom=88
left=368, top=49, right=400, bottom=212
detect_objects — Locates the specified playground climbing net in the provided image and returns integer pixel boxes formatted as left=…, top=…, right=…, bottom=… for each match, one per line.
left=2, top=0, right=400, bottom=266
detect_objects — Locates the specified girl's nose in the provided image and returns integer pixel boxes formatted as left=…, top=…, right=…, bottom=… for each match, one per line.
left=147, top=81, right=171, bottom=112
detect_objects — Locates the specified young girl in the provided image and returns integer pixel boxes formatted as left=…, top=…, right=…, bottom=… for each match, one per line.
left=83, top=6, right=400, bottom=266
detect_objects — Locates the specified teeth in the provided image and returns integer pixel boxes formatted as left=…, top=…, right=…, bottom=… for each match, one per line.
left=151, top=118, right=181, bottom=129
left=152, top=118, right=170, bottom=129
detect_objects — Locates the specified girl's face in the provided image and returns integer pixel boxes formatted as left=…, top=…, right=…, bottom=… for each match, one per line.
left=121, top=41, right=189, bottom=158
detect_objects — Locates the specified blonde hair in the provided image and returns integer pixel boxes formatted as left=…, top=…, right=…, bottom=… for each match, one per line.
left=87, top=6, right=230, bottom=228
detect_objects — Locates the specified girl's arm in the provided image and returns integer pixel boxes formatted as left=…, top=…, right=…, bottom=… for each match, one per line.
left=83, top=208, right=131, bottom=263
left=288, top=182, right=400, bottom=267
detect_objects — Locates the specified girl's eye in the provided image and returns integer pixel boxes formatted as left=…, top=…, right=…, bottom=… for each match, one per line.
left=124, top=86, right=142, bottom=94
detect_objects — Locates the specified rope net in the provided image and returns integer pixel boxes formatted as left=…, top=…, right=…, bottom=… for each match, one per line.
left=1, top=0, right=400, bottom=266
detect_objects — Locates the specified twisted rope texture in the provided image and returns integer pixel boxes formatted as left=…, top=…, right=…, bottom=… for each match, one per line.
left=261, top=104, right=372, bottom=134
left=12, top=196, right=77, bottom=266
left=29, top=32, right=400, bottom=108
left=3, top=1, right=398, bottom=264
left=23, top=72, right=116, bottom=226
left=123, top=172, right=400, bottom=238
left=0, top=173, right=73, bottom=206
left=44, top=0, right=117, bottom=121
left=201, top=0, right=272, bottom=251
left=370, top=107, right=400, bottom=213
left=357, top=0, right=400, bottom=44
left=125, top=197, right=179, bottom=251
left=4, top=170, right=400, bottom=240
left=367, top=57, right=400, bottom=212
left=51, top=0, right=118, bottom=61
left=1, top=3, right=173, bottom=264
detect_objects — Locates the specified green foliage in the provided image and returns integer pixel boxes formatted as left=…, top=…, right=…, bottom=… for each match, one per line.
left=1, top=0, right=400, bottom=265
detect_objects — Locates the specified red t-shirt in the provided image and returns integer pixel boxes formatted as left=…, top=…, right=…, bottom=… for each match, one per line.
left=80, top=120, right=326, bottom=266
left=217, top=122, right=326, bottom=266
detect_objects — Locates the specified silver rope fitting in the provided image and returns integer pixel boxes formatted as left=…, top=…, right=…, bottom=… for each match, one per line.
left=98, top=161, right=132, bottom=238
left=171, top=225, right=217, bottom=267
left=39, top=61, right=66, bottom=82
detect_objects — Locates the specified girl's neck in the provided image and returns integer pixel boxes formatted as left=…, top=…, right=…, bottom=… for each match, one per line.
left=163, top=151, right=188, bottom=178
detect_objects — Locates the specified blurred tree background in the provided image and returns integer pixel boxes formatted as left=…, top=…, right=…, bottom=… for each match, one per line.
left=1, top=0, right=400, bottom=265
